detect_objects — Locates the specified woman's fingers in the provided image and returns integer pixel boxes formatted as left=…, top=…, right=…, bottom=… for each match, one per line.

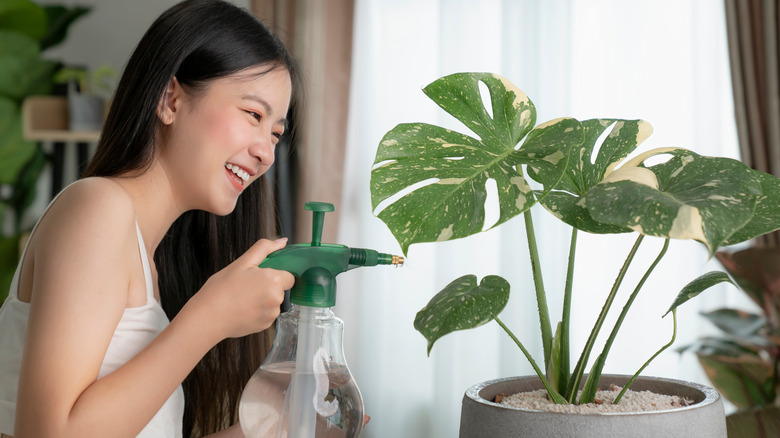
left=238, top=237, right=288, bottom=266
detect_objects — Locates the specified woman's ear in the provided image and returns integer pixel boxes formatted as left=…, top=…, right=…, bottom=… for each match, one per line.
left=156, top=77, right=183, bottom=125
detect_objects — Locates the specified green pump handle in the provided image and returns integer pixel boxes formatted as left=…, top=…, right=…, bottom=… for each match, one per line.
left=259, top=202, right=402, bottom=307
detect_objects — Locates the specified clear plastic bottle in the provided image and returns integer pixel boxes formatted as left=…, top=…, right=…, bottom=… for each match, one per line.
left=239, top=305, right=363, bottom=438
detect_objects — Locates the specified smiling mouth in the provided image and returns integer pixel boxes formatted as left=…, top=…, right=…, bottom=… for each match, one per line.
left=225, top=163, right=250, bottom=183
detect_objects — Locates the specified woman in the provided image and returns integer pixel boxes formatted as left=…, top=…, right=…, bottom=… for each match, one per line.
left=0, top=1, right=298, bottom=436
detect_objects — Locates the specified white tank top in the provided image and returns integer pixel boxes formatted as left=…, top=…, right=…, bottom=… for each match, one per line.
left=0, top=191, right=184, bottom=437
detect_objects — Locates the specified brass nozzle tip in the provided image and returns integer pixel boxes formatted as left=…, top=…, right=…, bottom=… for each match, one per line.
left=392, top=255, right=404, bottom=266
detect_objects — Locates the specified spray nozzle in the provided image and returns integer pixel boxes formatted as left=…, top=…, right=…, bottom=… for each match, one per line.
left=259, top=202, right=403, bottom=307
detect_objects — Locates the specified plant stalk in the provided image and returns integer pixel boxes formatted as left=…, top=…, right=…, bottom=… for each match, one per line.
left=614, top=308, right=678, bottom=403
left=580, top=238, right=670, bottom=404
left=566, top=234, right=645, bottom=402
left=559, top=228, right=578, bottom=392
left=495, top=316, right=566, bottom=404
left=524, top=210, right=553, bottom=370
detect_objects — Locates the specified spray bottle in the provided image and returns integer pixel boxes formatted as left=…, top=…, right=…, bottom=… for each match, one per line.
left=238, top=202, right=403, bottom=438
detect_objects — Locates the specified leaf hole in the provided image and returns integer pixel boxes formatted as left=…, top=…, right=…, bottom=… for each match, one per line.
left=372, top=159, right=396, bottom=170
left=478, top=80, right=493, bottom=120
left=482, top=178, right=500, bottom=231
left=590, top=121, right=617, bottom=166
left=641, top=153, right=674, bottom=167
left=372, top=177, right=439, bottom=216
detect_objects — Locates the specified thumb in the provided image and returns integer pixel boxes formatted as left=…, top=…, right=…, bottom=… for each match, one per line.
left=238, top=237, right=288, bottom=266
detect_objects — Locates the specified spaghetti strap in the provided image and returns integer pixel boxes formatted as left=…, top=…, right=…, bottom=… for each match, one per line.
left=134, top=223, right=156, bottom=304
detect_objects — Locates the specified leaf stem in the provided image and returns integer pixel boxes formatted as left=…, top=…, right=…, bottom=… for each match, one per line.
left=524, top=210, right=553, bottom=371
left=614, top=308, right=677, bottom=403
left=566, top=234, right=645, bottom=402
left=495, top=316, right=566, bottom=404
left=559, top=228, right=578, bottom=392
left=581, top=238, right=670, bottom=403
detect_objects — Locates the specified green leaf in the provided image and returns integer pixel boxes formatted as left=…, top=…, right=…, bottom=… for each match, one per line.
left=414, top=274, right=510, bottom=355
left=535, top=119, right=651, bottom=233
left=546, top=322, right=566, bottom=394
left=698, top=354, right=774, bottom=408
left=371, top=73, right=583, bottom=255
left=9, top=145, right=47, bottom=223
left=0, top=30, right=57, bottom=100
left=727, top=406, right=780, bottom=438
left=586, top=151, right=763, bottom=253
left=39, top=5, right=91, bottom=51
left=0, top=0, right=46, bottom=42
left=682, top=337, right=765, bottom=357
left=0, top=97, right=36, bottom=184
left=579, top=354, right=607, bottom=404
left=0, top=233, right=21, bottom=305
left=701, top=309, right=766, bottom=337
left=716, top=248, right=780, bottom=308
left=723, top=170, right=780, bottom=245
left=665, top=271, right=736, bottom=316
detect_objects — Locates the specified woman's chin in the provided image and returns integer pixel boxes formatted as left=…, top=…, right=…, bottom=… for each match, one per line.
left=208, top=198, right=240, bottom=217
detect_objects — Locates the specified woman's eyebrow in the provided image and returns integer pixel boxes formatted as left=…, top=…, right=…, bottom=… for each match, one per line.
left=242, top=94, right=288, bottom=125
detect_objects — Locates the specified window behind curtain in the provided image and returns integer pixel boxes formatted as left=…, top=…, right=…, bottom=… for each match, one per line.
left=338, top=1, right=741, bottom=437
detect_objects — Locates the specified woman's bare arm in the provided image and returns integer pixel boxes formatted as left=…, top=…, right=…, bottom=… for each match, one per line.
left=14, top=181, right=292, bottom=438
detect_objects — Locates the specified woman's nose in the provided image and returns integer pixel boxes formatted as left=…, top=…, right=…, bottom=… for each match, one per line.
left=249, top=136, right=276, bottom=167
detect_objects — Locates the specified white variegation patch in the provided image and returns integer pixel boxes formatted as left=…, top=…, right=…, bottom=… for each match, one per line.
left=602, top=166, right=659, bottom=189
left=510, top=176, right=532, bottom=193
left=535, top=117, right=567, bottom=131
left=603, top=146, right=680, bottom=179
left=669, top=204, right=707, bottom=243
left=670, top=154, right=695, bottom=178
left=437, top=224, right=455, bottom=241
left=492, top=73, right=528, bottom=111
left=543, top=150, right=566, bottom=166
left=438, top=178, right=465, bottom=185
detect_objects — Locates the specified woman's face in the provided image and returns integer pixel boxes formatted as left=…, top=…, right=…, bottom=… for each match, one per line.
left=159, top=65, right=292, bottom=215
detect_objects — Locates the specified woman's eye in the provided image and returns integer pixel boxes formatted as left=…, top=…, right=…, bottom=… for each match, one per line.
left=273, top=132, right=283, bottom=140
left=246, top=111, right=262, bottom=121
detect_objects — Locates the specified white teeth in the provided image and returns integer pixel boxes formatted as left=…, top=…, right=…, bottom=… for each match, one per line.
left=225, top=163, right=249, bottom=182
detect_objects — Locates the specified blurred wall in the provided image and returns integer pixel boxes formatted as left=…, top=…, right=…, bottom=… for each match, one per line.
left=38, top=0, right=250, bottom=75
left=22, top=0, right=250, bottom=227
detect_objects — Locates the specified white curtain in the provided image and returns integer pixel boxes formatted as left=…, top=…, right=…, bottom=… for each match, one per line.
left=337, top=1, right=743, bottom=436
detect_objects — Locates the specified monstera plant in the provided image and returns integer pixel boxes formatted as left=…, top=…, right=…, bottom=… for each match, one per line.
left=370, top=72, right=780, bottom=405
left=0, top=0, right=90, bottom=302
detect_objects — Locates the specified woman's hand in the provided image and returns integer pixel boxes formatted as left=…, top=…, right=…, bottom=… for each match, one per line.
left=186, top=238, right=295, bottom=340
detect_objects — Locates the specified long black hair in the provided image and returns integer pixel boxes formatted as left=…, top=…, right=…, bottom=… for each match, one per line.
left=83, top=1, right=299, bottom=435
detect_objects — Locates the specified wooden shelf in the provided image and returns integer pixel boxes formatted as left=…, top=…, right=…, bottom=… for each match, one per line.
left=22, top=96, right=101, bottom=142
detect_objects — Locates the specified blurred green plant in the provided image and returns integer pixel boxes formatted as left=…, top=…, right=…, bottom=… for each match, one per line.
left=54, top=64, right=117, bottom=98
left=681, top=247, right=780, bottom=437
left=0, top=0, right=90, bottom=303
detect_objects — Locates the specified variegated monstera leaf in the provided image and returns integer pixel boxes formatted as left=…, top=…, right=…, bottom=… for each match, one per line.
left=583, top=149, right=780, bottom=254
left=371, top=73, right=583, bottom=255
left=531, top=118, right=652, bottom=234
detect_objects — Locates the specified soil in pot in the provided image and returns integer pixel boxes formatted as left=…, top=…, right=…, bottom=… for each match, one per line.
left=496, top=383, right=693, bottom=414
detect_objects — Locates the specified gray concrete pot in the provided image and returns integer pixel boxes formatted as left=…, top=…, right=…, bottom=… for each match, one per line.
left=460, top=374, right=726, bottom=438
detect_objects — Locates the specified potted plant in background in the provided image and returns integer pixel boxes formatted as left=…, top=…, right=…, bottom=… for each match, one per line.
left=0, top=0, right=90, bottom=303
left=53, top=63, right=116, bottom=131
left=682, top=247, right=780, bottom=437
left=369, top=72, right=780, bottom=437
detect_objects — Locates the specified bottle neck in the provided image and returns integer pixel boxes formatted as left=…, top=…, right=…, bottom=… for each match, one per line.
left=288, top=304, right=335, bottom=320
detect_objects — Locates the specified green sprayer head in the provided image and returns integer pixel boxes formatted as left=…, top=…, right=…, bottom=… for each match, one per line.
left=259, top=202, right=403, bottom=307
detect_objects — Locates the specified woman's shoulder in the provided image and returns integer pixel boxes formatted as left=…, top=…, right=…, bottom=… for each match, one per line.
left=35, top=177, right=137, bottom=242
left=56, top=177, right=133, bottom=214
